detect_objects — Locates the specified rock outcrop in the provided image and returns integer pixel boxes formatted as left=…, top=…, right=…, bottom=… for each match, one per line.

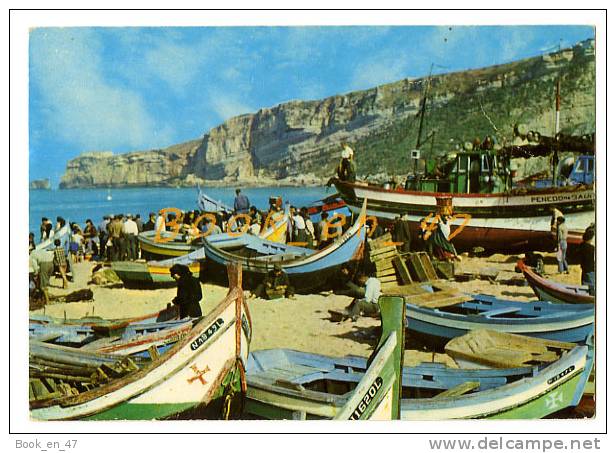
left=59, top=39, right=596, bottom=188
left=30, top=178, right=51, bottom=190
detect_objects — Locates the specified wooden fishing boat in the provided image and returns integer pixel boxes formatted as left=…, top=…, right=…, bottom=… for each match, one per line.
left=112, top=248, right=205, bottom=286
left=29, top=264, right=252, bottom=420
left=136, top=209, right=289, bottom=261
left=201, top=200, right=367, bottom=292
left=246, top=329, right=593, bottom=420
left=335, top=177, right=594, bottom=252
left=517, top=260, right=594, bottom=304
left=36, top=224, right=70, bottom=251
left=196, top=187, right=233, bottom=214
left=247, top=294, right=405, bottom=420
left=29, top=304, right=180, bottom=328
left=29, top=318, right=194, bottom=359
left=405, top=292, right=594, bottom=343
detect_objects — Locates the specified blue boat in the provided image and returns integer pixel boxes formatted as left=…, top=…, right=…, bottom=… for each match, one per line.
left=29, top=318, right=194, bottom=358
left=406, top=293, right=594, bottom=343
left=245, top=331, right=593, bottom=420
left=202, top=199, right=367, bottom=292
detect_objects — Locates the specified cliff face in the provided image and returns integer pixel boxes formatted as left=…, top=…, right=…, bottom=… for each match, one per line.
left=59, top=39, right=596, bottom=188
left=60, top=141, right=201, bottom=188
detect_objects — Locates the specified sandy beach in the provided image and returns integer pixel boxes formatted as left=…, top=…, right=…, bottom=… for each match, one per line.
left=31, top=252, right=584, bottom=367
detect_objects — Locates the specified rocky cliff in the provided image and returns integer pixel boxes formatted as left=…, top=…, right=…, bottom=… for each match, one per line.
left=30, top=178, right=51, bottom=190
left=59, top=39, right=596, bottom=189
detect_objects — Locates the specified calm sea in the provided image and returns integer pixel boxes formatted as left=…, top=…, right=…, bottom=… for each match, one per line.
left=29, top=186, right=338, bottom=235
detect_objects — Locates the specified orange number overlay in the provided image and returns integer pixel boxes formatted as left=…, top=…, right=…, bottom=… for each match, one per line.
left=154, top=207, right=183, bottom=243
left=226, top=214, right=251, bottom=237
left=191, top=213, right=219, bottom=239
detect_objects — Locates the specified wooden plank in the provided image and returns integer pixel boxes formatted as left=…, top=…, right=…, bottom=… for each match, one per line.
left=393, top=256, right=413, bottom=285
left=433, top=381, right=480, bottom=399
left=369, top=245, right=397, bottom=257
left=404, top=290, right=468, bottom=308
left=376, top=269, right=397, bottom=278
left=370, top=250, right=398, bottom=263
left=407, top=254, right=428, bottom=282
left=445, top=329, right=576, bottom=368
left=378, top=275, right=399, bottom=284
left=418, top=253, right=438, bottom=281
left=375, top=260, right=396, bottom=271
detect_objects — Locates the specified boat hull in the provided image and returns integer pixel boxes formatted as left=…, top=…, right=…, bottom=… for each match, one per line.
left=245, top=343, right=591, bottom=420
left=335, top=180, right=594, bottom=251
left=406, top=296, right=594, bottom=343
left=518, top=260, right=595, bottom=305
left=30, top=267, right=251, bottom=421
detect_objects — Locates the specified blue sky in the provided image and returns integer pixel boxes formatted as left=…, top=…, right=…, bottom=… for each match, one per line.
left=29, top=25, right=594, bottom=186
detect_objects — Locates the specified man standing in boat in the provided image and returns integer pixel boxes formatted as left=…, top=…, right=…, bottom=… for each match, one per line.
left=234, top=189, right=250, bottom=216
left=336, top=144, right=356, bottom=182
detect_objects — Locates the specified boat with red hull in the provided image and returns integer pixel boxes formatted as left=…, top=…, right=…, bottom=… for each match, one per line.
left=517, top=260, right=594, bottom=305
left=333, top=178, right=594, bottom=252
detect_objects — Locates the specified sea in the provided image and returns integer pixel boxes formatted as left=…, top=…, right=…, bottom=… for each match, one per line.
left=28, top=186, right=338, bottom=235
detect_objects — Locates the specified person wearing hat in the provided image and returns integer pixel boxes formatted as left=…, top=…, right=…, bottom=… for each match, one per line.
left=251, top=264, right=294, bottom=300
left=169, top=264, right=203, bottom=318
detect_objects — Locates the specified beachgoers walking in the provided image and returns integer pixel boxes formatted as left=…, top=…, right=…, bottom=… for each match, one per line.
left=53, top=238, right=69, bottom=289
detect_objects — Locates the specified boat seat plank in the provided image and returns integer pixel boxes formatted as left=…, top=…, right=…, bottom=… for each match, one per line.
left=478, top=307, right=522, bottom=318
left=433, top=381, right=480, bottom=399
left=445, top=329, right=576, bottom=368
left=404, top=290, right=467, bottom=308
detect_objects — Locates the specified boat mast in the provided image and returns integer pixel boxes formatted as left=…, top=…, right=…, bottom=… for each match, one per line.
left=414, top=64, right=434, bottom=175
left=552, top=79, right=561, bottom=186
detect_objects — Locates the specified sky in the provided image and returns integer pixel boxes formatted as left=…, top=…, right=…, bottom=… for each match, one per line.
left=28, top=25, right=595, bottom=186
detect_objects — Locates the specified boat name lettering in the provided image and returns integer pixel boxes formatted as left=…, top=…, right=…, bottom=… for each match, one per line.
left=191, top=318, right=225, bottom=351
left=348, top=376, right=383, bottom=420
left=530, top=192, right=593, bottom=204
left=547, top=365, right=575, bottom=385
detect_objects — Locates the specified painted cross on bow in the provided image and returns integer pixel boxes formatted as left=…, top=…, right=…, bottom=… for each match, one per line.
left=187, top=364, right=211, bottom=385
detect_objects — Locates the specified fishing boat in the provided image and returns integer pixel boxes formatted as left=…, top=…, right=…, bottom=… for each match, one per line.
left=29, top=304, right=180, bottom=328
left=517, top=260, right=595, bottom=304
left=247, top=294, right=405, bottom=420
left=405, top=292, right=594, bottom=343
left=333, top=151, right=594, bottom=252
left=137, top=207, right=289, bottom=260
left=201, top=200, right=367, bottom=292
left=29, top=264, right=252, bottom=420
left=246, top=329, right=593, bottom=420
left=332, top=79, right=594, bottom=252
left=196, top=186, right=233, bottom=213
left=35, top=224, right=70, bottom=251
left=29, top=318, right=194, bottom=358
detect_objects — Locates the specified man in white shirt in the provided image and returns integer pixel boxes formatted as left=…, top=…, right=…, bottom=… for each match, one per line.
left=123, top=214, right=139, bottom=260
left=344, top=273, right=382, bottom=321
left=292, top=210, right=307, bottom=245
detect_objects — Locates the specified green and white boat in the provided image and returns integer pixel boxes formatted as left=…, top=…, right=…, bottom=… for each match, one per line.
left=246, top=326, right=593, bottom=420
left=29, top=265, right=252, bottom=421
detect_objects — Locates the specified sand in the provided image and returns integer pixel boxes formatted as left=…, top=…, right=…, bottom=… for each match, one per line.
left=31, top=252, right=584, bottom=366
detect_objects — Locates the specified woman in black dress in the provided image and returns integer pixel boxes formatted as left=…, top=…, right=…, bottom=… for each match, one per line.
left=170, top=264, right=203, bottom=318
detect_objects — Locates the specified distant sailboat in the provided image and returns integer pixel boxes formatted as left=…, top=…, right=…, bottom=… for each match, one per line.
left=106, top=189, right=112, bottom=201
